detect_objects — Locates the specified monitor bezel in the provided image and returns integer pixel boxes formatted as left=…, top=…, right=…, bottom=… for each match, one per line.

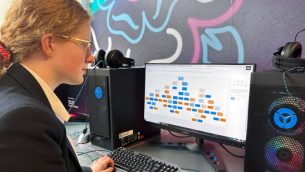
left=144, top=63, right=256, bottom=149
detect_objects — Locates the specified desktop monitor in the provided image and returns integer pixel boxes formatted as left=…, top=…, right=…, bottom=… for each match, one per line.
left=144, top=63, right=255, bottom=148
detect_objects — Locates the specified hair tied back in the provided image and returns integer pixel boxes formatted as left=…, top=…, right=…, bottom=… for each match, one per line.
left=0, top=42, right=12, bottom=68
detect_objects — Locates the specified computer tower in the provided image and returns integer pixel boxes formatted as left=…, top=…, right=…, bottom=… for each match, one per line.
left=245, top=70, right=305, bottom=172
left=88, top=67, right=160, bottom=150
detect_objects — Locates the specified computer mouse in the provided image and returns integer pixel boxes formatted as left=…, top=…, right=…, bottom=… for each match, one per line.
left=77, top=133, right=91, bottom=144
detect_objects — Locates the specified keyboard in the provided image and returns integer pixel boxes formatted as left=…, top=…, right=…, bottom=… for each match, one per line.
left=109, top=147, right=186, bottom=172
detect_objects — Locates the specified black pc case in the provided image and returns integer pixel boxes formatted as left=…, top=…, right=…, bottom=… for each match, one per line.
left=245, top=69, right=305, bottom=172
left=88, top=67, right=160, bottom=150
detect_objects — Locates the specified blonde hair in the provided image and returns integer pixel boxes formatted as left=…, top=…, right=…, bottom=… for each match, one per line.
left=0, top=0, right=90, bottom=72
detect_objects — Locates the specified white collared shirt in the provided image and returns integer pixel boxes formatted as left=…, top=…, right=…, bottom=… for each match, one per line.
left=20, top=64, right=70, bottom=123
left=20, top=64, right=77, bottom=150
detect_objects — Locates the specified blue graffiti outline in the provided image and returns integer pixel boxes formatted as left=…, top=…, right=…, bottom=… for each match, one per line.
left=153, top=0, right=163, bottom=19
left=201, top=26, right=244, bottom=63
left=90, top=0, right=106, bottom=15
left=112, top=14, right=139, bottom=30
left=100, top=0, right=178, bottom=44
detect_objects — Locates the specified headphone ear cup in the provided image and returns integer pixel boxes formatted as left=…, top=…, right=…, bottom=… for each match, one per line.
left=272, top=42, right=305, bottom=70
left=105, top=50, right=124, bottom=68
left=273, top=46, right=284, bottom=57
left=281, top=42, right=302, bottom=58
left=96, top=49, right=106, bottom=68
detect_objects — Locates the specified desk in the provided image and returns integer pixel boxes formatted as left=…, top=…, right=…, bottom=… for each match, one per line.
left=65, top=122, right=244, bottom=172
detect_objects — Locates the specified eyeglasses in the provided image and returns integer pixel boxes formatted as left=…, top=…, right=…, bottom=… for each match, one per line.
left=56, top=34, right=93, bottom=57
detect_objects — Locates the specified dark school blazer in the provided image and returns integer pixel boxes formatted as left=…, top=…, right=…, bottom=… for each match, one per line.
left=0, top=63, right=91, bottom=172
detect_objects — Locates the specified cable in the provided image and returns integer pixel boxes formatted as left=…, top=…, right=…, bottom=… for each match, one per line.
left=282, top=67, right=305, bottom=95
left=283, top=69, right=292, bottom=95
left=168, top=131, right=244, bottom=159
left=218, top=143, right=244, bottom=158
left=66, top=59, right=104, bottom=145
left=181, top=168, right=201, bottom=172
left=168, top=130, right=192, bottom=138
left=76, top=149, right=110, bottom=163
left=67, top=59, right=103, bottom=113
left=283, top=67, right=305, bottom=96
left=294, top=28, right=305, bottom=41
left=91, top=156, right=100, bottom=161
left=282, top=67, right=305, bottom=111
left=67, top=130, right=82, bottom=140
left=77, top=149, right=111, bottom=156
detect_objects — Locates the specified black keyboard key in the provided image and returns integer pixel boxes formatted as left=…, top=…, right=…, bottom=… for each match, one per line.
left=109, top=147, right=185, bottom=172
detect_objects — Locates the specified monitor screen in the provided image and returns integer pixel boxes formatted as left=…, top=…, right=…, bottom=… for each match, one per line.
left=144, top=63, right=255, bottom=148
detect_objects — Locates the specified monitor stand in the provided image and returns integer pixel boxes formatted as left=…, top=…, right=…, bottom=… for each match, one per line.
left=160, top=138, right=226, bottom=172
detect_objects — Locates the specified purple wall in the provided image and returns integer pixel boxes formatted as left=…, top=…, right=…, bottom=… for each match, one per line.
left=90, top=0, right=305, bottom=71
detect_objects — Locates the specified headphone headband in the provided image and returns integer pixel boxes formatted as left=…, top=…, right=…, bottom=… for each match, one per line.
left=272, top=56, right=305, bottom=70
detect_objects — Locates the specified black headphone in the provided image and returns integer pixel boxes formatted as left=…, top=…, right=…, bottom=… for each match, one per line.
left=105, top=49, right=135, bottom=68
left=95, top=49, right=135, bottom=68
left=96, top=49, right=106, bottom=68
left=272, top=41, right=305, bottom=70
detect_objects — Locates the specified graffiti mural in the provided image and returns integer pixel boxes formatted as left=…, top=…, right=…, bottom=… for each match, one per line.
left=84, top=0, right=305, bottom=71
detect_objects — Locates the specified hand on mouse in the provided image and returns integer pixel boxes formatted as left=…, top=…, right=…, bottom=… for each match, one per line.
left=91, top=155, right=114, bottom=172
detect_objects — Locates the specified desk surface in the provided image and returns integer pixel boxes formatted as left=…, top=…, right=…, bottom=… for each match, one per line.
left=65, top=122, right=245, bottom=172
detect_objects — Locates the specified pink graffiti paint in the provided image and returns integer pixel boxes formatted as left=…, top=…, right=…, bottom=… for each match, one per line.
left=188, top=0, right=243, bottom=63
